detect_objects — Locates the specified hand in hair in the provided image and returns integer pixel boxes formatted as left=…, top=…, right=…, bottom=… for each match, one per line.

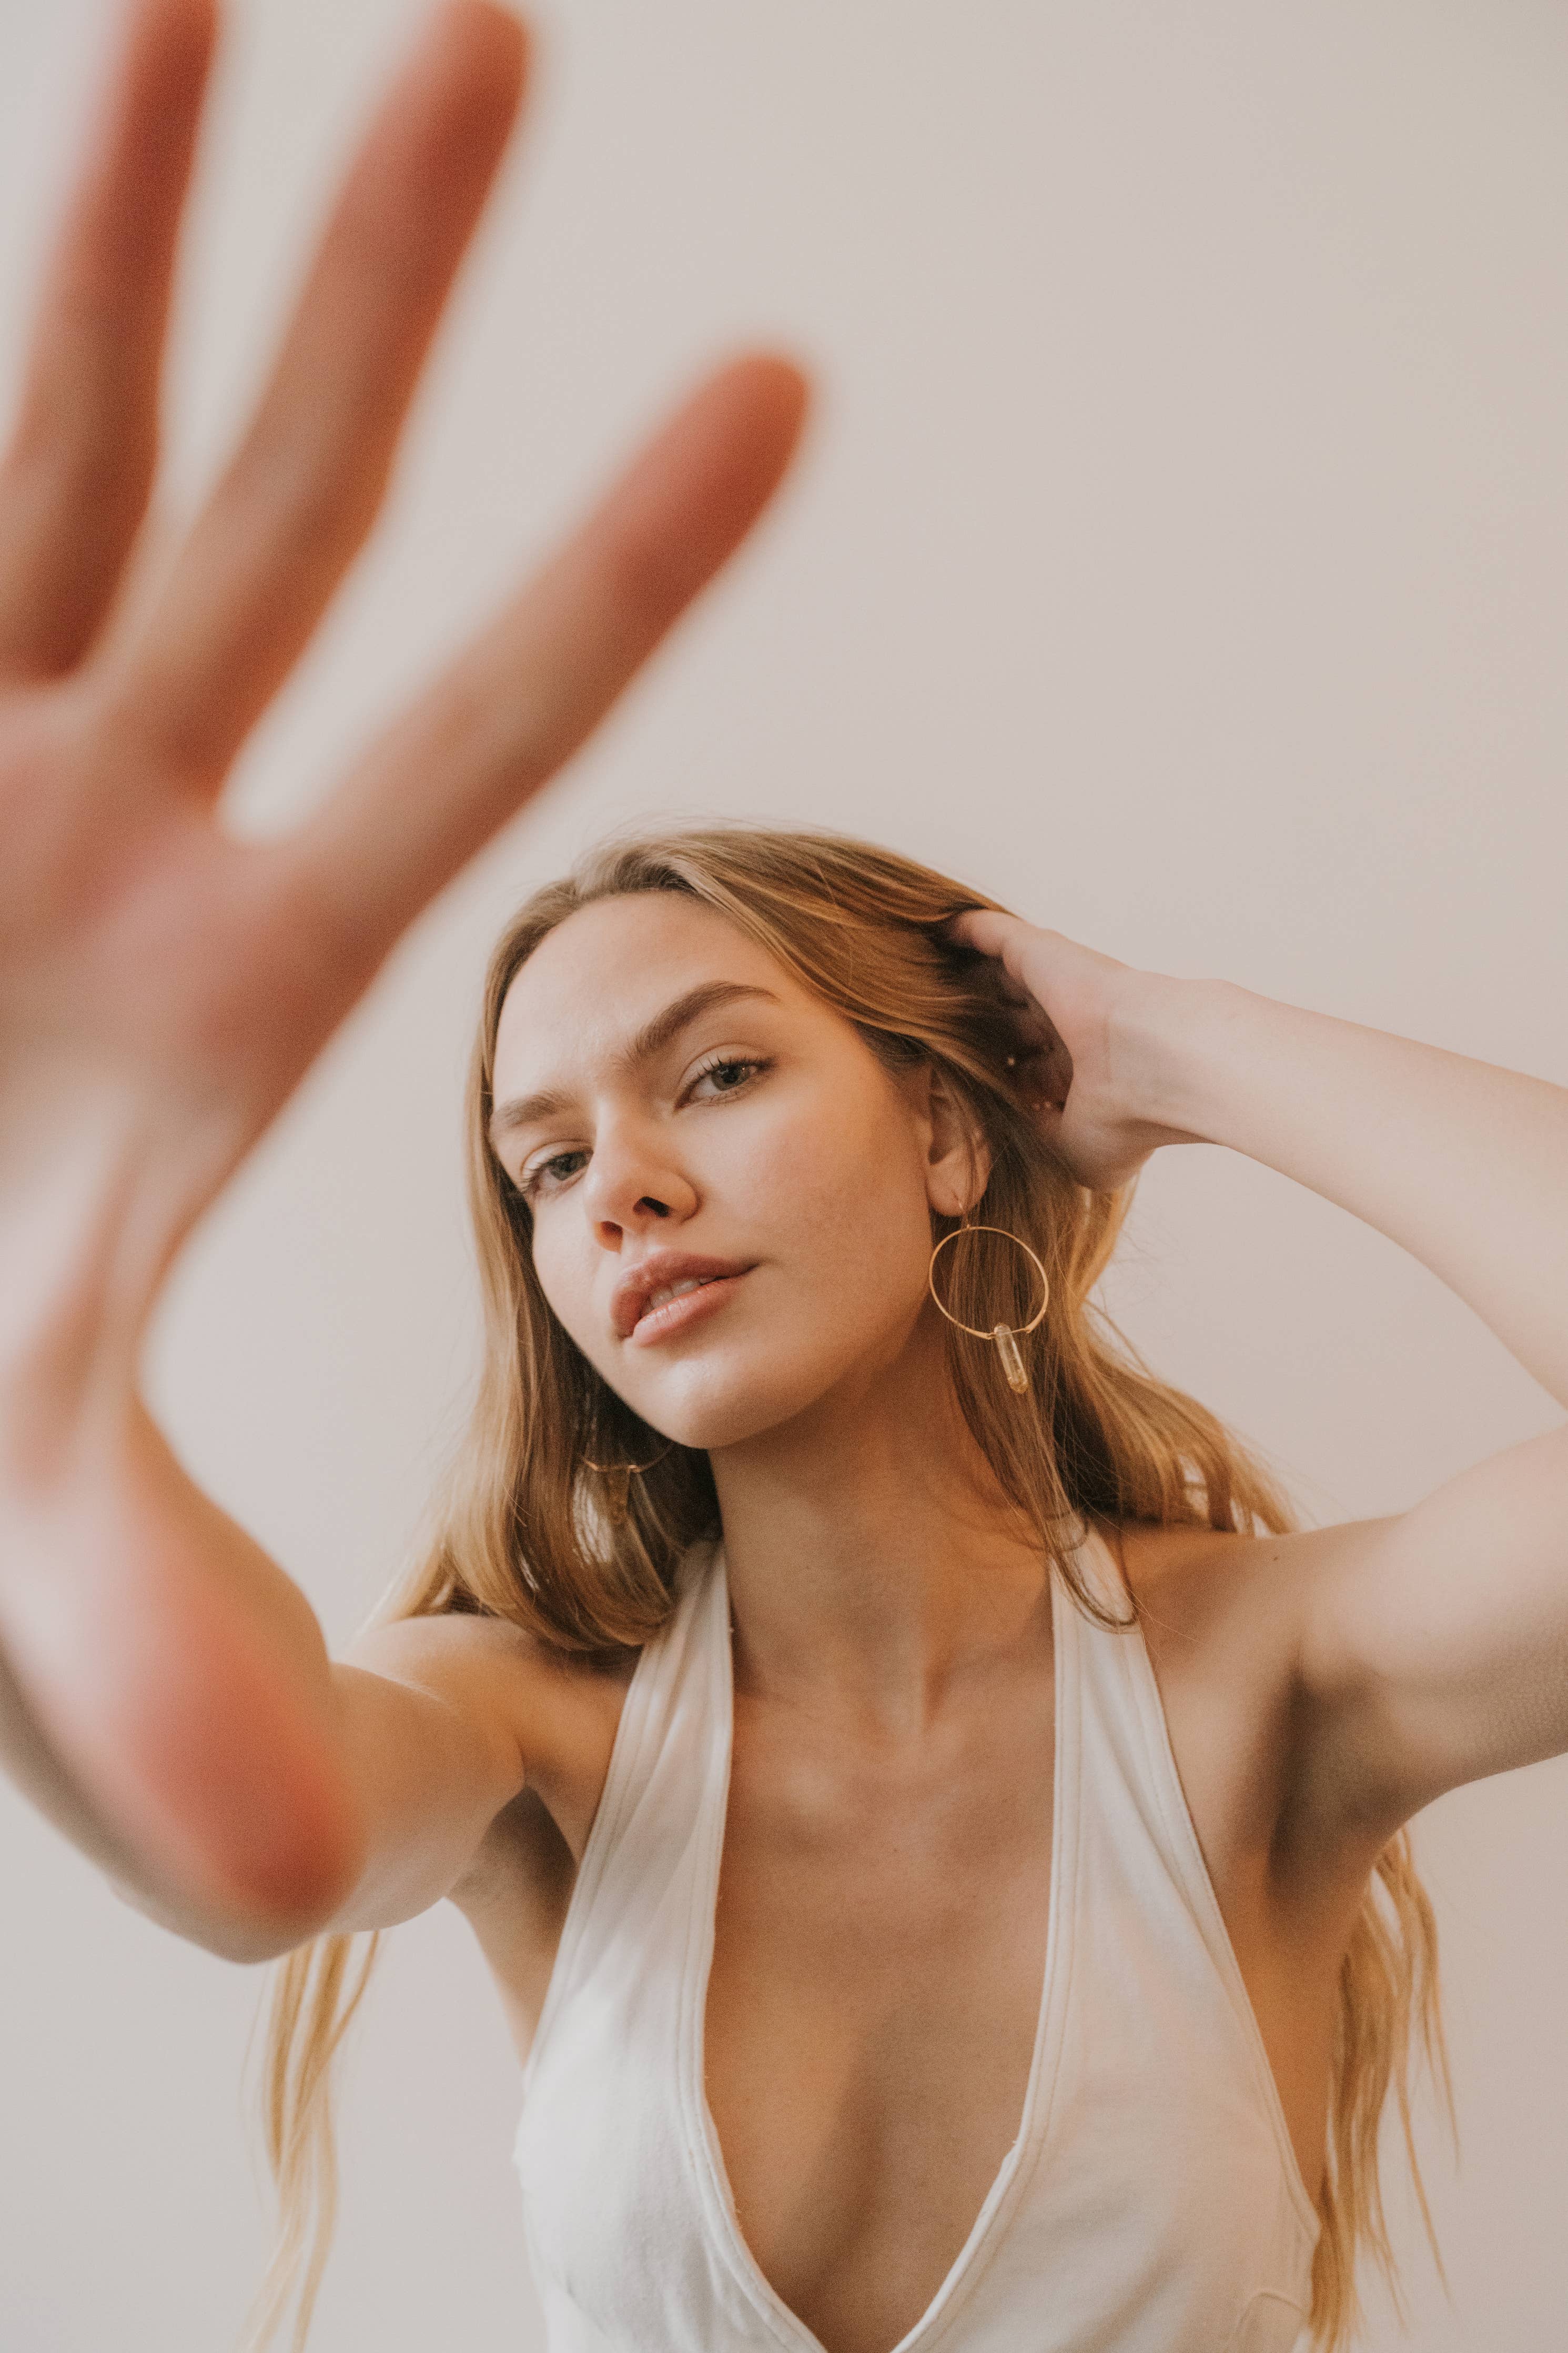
left=942, top=909, right=1207, bottom=1192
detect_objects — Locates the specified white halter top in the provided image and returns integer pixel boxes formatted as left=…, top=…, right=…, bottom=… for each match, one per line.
left=513, top=1529, right=1320, bottom=2353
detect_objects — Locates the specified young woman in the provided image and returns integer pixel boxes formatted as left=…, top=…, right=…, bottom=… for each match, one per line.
left=2, top=7, right=1564, bottom=2353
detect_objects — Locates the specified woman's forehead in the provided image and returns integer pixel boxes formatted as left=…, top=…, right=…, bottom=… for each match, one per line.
left=492, top=893, right=822, bottom=1089
left=504, top=892, right=789, bottom=1011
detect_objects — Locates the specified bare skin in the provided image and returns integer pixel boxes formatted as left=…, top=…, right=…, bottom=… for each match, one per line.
left=414, top=875, right=1567, bottom=2353
left=0, top=1, right=808, bottom=1944
left=4, top=12, right=1568, bottom=2353
left=439, top=892, right=1355, bottom=2353
left=444, top=1515, right=1368, bottom=2353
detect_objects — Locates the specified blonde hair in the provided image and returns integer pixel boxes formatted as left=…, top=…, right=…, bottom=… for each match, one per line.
left=240, top=822, right=1456, bottom=2352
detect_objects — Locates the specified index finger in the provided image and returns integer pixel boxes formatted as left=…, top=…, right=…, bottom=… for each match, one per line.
left=276, top=350, right=811, bottom=982
left=943, top=908, right=1021, bottom=960
left=95, top=0, right=529, bottom=787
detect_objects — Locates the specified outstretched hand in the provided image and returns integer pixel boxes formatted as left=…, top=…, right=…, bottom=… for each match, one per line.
left=944, top=909, right=1205, bottom=1192
left=0, top=0, right=808, bottom=1363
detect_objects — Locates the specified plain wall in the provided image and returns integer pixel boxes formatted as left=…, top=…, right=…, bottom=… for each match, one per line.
left=1, top=1, right=1565, bottom=2346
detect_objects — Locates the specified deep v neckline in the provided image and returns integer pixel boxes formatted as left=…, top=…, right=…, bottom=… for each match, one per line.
left=682, top=1542, right=1081, bottom=2353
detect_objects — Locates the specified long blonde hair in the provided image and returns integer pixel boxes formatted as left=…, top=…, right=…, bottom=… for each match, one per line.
left=240, top=822, right=1456, bottom=2352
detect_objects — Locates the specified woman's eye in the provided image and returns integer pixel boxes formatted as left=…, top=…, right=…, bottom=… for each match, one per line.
left=687, top=1054, right=768, bottom=1100
left=515, top=1059, right=767, bottom=1198
left=518, top=1148, right=588, bottom=1199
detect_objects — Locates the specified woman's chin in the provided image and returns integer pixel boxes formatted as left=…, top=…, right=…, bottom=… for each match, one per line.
left=623, top=1353, right=852, bottom=1456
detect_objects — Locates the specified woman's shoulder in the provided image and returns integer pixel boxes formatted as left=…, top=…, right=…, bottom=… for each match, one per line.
left=1103, top=1513, right=1301, bottom=1612
left=1097, top=1513, right=1312, bottom=1723
left=342, top=1605, right=641, bottom=1855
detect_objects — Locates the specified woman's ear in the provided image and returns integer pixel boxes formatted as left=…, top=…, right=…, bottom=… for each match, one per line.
left=915, top=1062, right=993, bottom=1219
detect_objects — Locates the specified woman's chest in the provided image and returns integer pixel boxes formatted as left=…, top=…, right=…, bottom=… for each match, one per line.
left=474, top=1552, right=1344, bottom=2329
left=701, top=1684, right=1057, bottom=2353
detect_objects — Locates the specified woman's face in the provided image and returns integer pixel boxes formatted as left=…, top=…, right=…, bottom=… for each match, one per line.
left=488, top=892, right=982, bottom=1451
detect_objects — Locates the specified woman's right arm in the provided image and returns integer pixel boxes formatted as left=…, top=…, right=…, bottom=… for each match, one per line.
left=0, top=1434, right=596, bottom=1966
left=1, top=1379, right=586, bottom=1966
left=0, top=0, right=805, bottom=1961
left=0, top=1402, right=361, bottom=1960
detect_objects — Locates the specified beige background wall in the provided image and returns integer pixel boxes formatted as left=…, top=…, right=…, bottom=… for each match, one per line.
left=2, top=1, right=1565, bottom=2346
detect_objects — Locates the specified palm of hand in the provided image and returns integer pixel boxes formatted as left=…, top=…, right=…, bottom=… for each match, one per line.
left=0, top=0, right=806, bottom=1293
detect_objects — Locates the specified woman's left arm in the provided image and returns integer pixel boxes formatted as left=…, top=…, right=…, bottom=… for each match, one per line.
left=1141, top=978, right=1568, bottom=1410
left=950, top=909, right=1568, bottom=1839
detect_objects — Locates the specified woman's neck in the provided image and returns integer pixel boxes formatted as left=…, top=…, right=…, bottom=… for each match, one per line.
left=706, top=1331, right=1053, bottom=1732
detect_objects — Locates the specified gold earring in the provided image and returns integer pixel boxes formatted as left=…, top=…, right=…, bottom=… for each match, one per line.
left=580, top=1441, right=674, bottom=1526
left=927, top=1214, right=1050, bottom=1395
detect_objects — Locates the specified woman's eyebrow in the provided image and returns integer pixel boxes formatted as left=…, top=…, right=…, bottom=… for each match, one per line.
left=620, top=978, right=782, bottom=1073
left=488, top=979, right=782, bottom=1147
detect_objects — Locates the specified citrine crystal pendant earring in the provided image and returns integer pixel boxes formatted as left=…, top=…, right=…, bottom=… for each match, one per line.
left=927, top=1212, right=1050, bottom=1395
left=580, top=1439, right=674, bottom=1527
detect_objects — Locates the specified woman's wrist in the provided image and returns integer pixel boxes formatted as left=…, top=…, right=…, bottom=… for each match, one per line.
left=1107, top=971, right=1245, bottom=1145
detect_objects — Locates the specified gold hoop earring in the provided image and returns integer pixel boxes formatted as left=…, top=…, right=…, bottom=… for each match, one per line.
left=580, top=1441, right=674, bottom=1527
left=927, top=1215, right=1050, bottom=1396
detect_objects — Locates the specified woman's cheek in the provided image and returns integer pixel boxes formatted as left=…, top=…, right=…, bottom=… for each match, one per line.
left=531, top=1226, right=603, bottom=1363
left=726, top=1108, right=845, bottom=1239
left=764, top=1102, right=928, bottom=1301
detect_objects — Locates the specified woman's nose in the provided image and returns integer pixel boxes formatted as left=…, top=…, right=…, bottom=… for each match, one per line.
left=580, top=1119, right=697, bottom=1243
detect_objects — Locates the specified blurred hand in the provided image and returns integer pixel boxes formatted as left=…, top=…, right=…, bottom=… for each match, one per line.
left=944, top=909, right=1205, bottom=1192
left=0, top=0, right=808, bottom=1406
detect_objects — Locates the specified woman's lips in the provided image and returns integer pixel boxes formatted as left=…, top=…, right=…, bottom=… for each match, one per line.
left=626, top=1270, right=748, bottom=1346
